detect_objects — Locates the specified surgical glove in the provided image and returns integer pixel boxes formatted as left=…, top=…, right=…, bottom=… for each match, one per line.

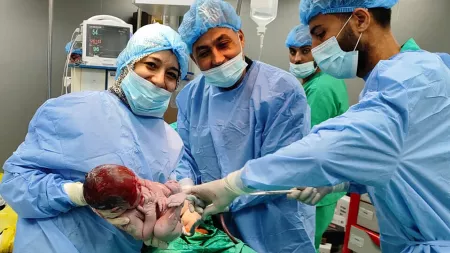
left=184, top=170, right=253, bottom=218
left=63, top=182, right=87, bottom=206
left=178, top=178, right=204, bottom=213
left=144, top=237, right=169, bottom=249
left=92, top=208, right=133, bottom=231
left=0, top=195, right=5, bottom=207
left=287, top=182, right=349, bottom=205
left=107, top=216, right=132, bottom=227
left=179, top=178, right=194, bottom=191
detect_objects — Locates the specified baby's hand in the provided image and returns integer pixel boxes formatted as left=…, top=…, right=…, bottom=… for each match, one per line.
left=139, top=179, right=169, bottom=213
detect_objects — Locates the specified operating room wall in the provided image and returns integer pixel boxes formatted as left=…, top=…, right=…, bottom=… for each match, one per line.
left=0, top=0, right=48, bottom=171
left=0, top=0, right=138, bottom=168
left=234, top=0, right=450, bottom=105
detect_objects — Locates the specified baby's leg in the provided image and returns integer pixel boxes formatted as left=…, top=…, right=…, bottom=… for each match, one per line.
left=153, top=207, right=182, bottom=242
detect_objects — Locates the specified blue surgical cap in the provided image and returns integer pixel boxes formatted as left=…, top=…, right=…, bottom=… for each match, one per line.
left=115, top=23, right=189, bottom=80
left=178, top=0, right=241, bottom=53
left=285, top=24, right=312, bottom=48
left=299, top=0, right=398, bottom=25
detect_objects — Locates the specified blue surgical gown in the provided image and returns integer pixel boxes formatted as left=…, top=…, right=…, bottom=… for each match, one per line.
left=0, top=91, right=182, bottom=253
left=242, top=50, right=450, bottom=252
left=437, top=52, right=450, bottom=67
left=175, top=60, right=316, bottom=253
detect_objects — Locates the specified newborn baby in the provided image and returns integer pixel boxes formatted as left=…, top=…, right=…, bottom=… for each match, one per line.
left=83, top=164, right=185, bottom=244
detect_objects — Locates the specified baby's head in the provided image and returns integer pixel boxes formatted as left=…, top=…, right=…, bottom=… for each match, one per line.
left=83, top=164, right=141, bottom=218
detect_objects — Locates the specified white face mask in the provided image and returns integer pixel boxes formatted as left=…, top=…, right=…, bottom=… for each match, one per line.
left=289, top=61, right=317, bottom=79
left=201, top=33, right=248, bottom=88
left=121, top=69, right=172, bottom=118
left=311, top=15, right=362, bottom=79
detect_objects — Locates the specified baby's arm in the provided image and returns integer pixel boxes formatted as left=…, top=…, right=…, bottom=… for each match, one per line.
left=152, top=180, right=185, bottom=242
left=140, top=186, right=158, bottom=241
left=153, top=204, right=183, bottom=242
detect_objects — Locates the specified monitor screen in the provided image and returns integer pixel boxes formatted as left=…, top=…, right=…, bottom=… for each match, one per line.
left=85, top=24, right=130, bottom=59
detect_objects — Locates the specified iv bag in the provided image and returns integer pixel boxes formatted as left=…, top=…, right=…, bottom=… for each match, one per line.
left=250, top=0, right=278, bottom=34
left=250, top=0, right=278, bottom=60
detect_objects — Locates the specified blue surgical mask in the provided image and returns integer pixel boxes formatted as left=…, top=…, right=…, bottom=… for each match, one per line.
left=202, top=34, right=248, bottom=88
left=289, top=61, right=317, bottom=79
left=121, top=69, right=171, bottom=118
left=311, top=15, right=362, bottom=79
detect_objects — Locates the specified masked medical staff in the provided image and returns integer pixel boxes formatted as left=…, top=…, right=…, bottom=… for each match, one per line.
left=185, top=0, right=450, bottom=252
left=175, top=0, right=316, bottom=252
left=0, top=23, right=189, bottom=253
left=286, top=24, right=349, bottom=252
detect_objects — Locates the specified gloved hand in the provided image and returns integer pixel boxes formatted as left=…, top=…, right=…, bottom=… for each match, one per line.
left=95, top=206, right=169, bottom=250
left=287, top=182, right=349, bottom=205
left=184, top=170, right=253, bottom=218
left=63, top=182, right=87, bottom=206
left=179, top=178, right=208, bottom=214
left=0, top=195, right=6, bottom=207
left=144, top=237, right=169, bottom=249
left=179, top=178, right=194, bottom=191
left=92, top=208, right=134, bottom=233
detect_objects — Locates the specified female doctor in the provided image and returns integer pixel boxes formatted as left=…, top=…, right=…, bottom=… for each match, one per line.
left=0, top=23, right=188, bottom=253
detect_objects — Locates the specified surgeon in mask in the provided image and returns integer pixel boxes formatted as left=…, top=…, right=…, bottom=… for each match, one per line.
left=184, top=1, right=450, bottom=252
left=286, top=23, right=349, bottom=253
left=175, top=0, right=316, bottom=252
left=0, top=23, right=189, bottom=253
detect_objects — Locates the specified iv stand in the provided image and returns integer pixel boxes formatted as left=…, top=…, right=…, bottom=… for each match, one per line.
left=47, top=0, right=54, bottom=99
left=137, top=8, right=142, bottom=29
left=236, top=0, right=243, bottom=15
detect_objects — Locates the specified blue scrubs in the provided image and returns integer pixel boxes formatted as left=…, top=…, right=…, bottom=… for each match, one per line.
left=175, top=60, right=316, bottom=253
left=0, top=91, right=181, bottom=253
left=437, top=52, right=450, bottom=67
left=243, top=45, right=450, bottom=252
